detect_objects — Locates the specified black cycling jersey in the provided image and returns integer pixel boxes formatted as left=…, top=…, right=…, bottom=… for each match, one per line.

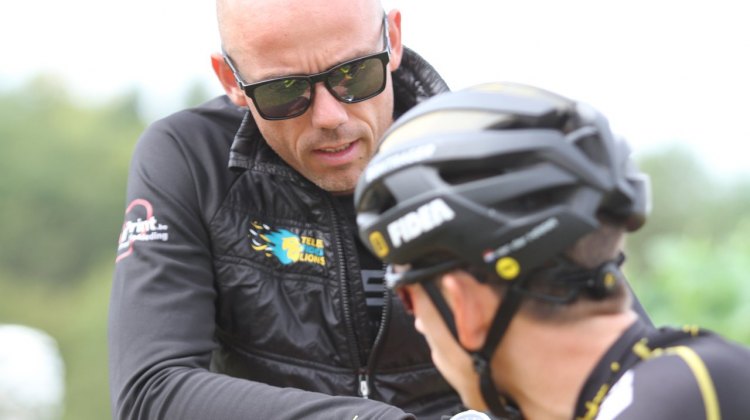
left=575, top=319, right=750, bottom=419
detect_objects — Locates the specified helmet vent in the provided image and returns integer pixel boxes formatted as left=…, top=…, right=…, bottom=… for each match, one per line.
left=438, top=152, right=535, bottom=186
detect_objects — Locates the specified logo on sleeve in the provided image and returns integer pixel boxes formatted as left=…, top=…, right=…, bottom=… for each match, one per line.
left=249, top=221, right=326, bottom=266
left=116, top=199, right=170, bottom=262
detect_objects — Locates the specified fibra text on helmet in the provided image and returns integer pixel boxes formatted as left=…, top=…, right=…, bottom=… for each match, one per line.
left=387, top=198, right=455, bottom=248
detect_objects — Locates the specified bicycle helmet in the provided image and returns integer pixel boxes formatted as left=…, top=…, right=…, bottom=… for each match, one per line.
left=354, top=82, right=650, bottom=417
left=355, top=81, right=649, bottom=286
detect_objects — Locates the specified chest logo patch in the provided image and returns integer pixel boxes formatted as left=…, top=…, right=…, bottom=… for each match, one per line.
left=249, top=221, right=326, bottom=266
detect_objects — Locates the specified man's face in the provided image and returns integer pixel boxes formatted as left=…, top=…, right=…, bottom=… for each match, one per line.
left=221, top=1, right=403, bottom=194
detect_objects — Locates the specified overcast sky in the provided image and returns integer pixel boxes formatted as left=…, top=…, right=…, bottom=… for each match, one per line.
left=2, top=0, right=748, bottom=177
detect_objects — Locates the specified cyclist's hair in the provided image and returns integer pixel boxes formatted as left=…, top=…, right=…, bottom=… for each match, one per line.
left=522, top=222, right=631, bottom=321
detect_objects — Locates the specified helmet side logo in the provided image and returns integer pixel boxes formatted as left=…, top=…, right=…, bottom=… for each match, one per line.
left=387, top=198, right=455, bottom=248
left=483, top=217, right=560, bottom=263
left=368, top=231, right=390, bottom=258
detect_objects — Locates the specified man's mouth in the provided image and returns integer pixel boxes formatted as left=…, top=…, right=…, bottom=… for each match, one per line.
left=311, top=140, right=361, bottom=167
left=318, top=141, right=355, bottom=154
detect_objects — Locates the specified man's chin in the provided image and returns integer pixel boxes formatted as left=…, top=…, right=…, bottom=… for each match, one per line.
left=310, top=171, right=360, bottom=195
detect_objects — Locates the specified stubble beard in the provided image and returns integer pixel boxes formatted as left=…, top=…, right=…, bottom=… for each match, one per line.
left=309, top=164, right=363, bottom=195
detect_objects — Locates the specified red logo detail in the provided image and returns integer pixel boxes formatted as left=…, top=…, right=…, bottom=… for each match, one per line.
left=116, top=199, right=168, bottom=262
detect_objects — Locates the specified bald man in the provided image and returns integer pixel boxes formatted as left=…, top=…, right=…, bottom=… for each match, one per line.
left=108, top=0, right=464, bottom=418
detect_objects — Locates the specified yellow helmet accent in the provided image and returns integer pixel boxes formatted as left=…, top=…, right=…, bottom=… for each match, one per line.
left=495, top=257, right=520, bottom=280
left=369, top=231, right=390, bottom=258
left=603, top=272, right=616, bottom=289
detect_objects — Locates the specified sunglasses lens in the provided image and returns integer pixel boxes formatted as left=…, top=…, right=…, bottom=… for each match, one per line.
left=248, top=53, right=388, bottom=120
left=253, top=78, right=312, bottom=119
left=395, top=287, right=414, bottom=314
left=327, top=56, right=387, bottom=103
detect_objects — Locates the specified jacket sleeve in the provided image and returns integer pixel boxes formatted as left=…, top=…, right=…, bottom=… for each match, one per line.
left=108, top=118, right=414, bottom=420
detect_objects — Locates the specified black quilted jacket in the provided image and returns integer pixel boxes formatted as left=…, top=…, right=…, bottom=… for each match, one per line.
left=109, top=48, right=463, bottom=420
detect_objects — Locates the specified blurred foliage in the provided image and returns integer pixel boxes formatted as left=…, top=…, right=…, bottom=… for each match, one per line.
left=0, top=77, right=748, bottom=420
left=0, top=75, right=142, bottom=286
left=0, top=77, right=213, bottom=420
left=625, top=147, right=750, bottom=345
left=628, top=221, right=750, bottom=345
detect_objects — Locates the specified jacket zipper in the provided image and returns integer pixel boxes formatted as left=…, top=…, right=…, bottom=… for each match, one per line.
left=328, top=197, right=392, bottom=399
left=328, top=198, right=367, bottom=397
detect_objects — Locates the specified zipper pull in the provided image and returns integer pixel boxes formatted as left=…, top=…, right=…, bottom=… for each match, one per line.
left=358, top=372, right=370, bottom=399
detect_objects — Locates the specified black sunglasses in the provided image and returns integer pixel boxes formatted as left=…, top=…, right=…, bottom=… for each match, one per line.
left=386, top=259, right=464, bottom=314
left=385, top=259, right=464, bottom=288
left=389, top=261, right=464, bottom=339
left=223, top=15, right=391, bottom=120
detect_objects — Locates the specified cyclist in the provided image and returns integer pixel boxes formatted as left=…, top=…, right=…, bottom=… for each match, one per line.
left=354, top=82, right=750, bottom=419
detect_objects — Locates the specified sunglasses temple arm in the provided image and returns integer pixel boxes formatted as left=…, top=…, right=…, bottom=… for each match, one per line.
left=221, top=49, right=247, bottom=86
left=381, top=13, right=391, bottom=54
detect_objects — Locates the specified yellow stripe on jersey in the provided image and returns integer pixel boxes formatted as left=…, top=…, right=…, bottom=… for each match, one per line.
left=667, top=346, right=720, bottom=420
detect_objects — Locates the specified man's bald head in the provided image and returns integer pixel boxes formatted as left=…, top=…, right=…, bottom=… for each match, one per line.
left=211, top=0, right=404, bottom=194
left=216, top=0, right=383, bottom=57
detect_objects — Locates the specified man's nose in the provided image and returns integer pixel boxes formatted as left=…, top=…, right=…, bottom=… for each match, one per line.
left=309, top=83, right=348, bottom=129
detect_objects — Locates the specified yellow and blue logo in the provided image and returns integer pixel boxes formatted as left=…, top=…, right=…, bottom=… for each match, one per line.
left=249, top=221, right=326, bottom=266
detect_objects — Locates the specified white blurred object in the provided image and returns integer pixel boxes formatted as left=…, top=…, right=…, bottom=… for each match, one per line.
left=449, top=409, right=492, bottom=420
left=0, top=324, right=65, bottom=420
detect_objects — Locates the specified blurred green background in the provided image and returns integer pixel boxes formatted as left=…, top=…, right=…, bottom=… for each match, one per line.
left=1, top=76, right=749, bottom=420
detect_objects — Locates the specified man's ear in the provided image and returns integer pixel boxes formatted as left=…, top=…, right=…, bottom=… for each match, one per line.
left=385, top=9, right=404, bottom=72
left=210, top=52, right=249, bottom=107
left=441, top=272, right=499, bottom=351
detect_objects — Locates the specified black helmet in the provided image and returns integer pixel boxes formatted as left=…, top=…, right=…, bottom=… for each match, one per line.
left=355, top=82, right=650, bottom=288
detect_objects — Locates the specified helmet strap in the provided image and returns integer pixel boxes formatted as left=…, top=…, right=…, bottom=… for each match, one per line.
left=471, top=284, right=524, bottom=419
left=422, top=276, right=525, bottom=419
left=422, top=281, right=458, bottom=338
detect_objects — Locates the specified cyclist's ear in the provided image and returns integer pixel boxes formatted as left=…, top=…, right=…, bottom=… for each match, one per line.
left=440, top=272, right=499, bottom=352
left=211, top=52, right=249, bottom=107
